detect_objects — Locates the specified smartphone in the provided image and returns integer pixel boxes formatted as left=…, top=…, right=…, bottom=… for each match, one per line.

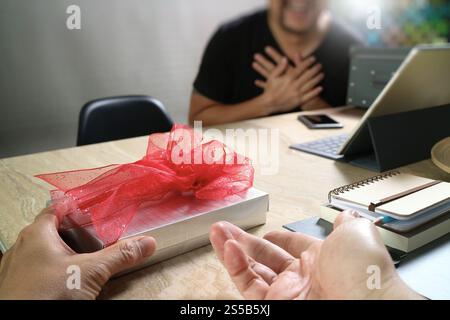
left=297, top=114, right=343, bottom=129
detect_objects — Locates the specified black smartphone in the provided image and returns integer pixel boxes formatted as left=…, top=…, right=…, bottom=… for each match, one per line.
left=297, top=114, right=343, bottom=129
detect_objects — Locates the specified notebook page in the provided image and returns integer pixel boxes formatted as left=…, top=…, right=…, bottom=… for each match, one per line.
left=377, top=182, right=450, bottom=218
left=333, top=174, right=434, bottom=207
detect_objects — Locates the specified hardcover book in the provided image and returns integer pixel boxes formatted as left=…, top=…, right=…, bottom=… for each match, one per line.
left=60, top=188, right=268, bottom=274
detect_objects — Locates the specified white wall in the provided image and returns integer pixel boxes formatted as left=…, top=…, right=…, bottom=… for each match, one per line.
left=0, top=0, right=265, bottom=157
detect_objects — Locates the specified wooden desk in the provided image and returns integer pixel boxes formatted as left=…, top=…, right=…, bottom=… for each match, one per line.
left=0, top=108, right=448, bottom=299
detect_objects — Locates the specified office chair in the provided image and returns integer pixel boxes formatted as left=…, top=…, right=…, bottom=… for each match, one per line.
left=77, top=95, right=174, bottom=146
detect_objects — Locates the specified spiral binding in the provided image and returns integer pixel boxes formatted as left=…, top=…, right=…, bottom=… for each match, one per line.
left=328, top=171, right=401, bottom=202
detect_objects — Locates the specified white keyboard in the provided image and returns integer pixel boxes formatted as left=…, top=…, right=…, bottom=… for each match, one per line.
left=290, top=134, right=348, bottom=160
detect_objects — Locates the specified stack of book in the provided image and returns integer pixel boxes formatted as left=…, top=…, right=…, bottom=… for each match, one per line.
left=320, top=171, right=450, bottom=252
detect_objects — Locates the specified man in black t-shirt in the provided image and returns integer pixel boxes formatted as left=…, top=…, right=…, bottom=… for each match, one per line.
left=189, top=0, right=363, bottom=126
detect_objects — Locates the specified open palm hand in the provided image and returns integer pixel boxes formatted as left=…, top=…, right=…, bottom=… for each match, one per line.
left=210, top=211, right=422, bottom=300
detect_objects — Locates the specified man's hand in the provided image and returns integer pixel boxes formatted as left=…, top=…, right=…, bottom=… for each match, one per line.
left=253, top=46, right=331, bottom=112
left=210, top=211, right=424, bottom=300
left=0, top=207, right=156, bottom=300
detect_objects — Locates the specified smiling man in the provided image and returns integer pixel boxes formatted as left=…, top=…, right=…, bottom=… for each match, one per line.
left=189, top=0, right=363, bottom=126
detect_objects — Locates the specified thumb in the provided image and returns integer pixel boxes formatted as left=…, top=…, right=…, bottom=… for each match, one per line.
left=333, top=210, right=361, bottom=230
left=272, top=57, right=288, bottom=77
left=92, top=236, right=156, bottom=277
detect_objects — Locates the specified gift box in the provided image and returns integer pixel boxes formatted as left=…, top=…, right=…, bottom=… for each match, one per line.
left=37, top=124, right=268, bottom=274
left=60, top=187, right=268, bottom=272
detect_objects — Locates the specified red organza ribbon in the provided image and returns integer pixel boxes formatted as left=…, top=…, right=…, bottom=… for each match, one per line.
left=36, top=124, right=254, bottom=245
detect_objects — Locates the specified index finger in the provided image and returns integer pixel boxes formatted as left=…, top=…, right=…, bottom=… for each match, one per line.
left=263, top=231, right=320, bottom=258
left=210, top=221, right=295, bottom=273
left=254, top=53, right=275, bottom=72
left=34, top=206, right=60, bottom=228
left=265, top=46, right=284, bottom=64
left=290, top=56, right=316, bottom=78
left=223, top=239, right=269, bottom=299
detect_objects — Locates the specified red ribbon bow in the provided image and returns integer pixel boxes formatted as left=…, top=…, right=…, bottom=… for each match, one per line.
left=36, top=124, right=254, bottom=245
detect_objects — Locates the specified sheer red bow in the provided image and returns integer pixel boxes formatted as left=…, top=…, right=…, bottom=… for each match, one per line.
left=36, top=125, right=254, bottom=245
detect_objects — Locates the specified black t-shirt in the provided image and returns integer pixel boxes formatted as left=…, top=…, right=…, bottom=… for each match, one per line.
left=194, top=10, right=363, bottom=112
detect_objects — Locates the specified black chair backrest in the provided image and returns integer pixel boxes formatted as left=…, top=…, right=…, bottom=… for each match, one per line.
left=77, top=95, right=174, bottom=146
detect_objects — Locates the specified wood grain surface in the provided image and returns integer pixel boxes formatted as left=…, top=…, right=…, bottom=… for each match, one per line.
left=0, top=107, right=448, bottom=299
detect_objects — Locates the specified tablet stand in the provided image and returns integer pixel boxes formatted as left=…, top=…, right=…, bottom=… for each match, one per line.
left=347, top=103, right=450, bottom=172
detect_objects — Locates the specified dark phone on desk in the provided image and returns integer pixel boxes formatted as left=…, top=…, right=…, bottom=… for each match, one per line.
left=298, top=114, right=343, bottom=129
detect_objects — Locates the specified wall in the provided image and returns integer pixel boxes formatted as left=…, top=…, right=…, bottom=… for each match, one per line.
left=0, top=0, right=265, bottom=158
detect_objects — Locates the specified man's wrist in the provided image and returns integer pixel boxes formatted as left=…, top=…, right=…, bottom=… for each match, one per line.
left=258, top=92, right=276, bottom=116
left=366, top=275, right=425, bottom=300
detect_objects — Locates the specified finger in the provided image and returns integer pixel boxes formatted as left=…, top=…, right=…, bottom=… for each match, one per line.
left=296, top=63, right=322, bottom=86
left=252, top=62, right=269, bottom=78
left=210, top=221, right=235, bottom=262
left=272, top=57, right=288, bottom=78
left=293, top=53, right=303, bottom=66
left=21, top=206, right=75, bottom=256
left=210, top=221, right=294, bottom=273
left=334, top=210, right=361, bottom=230
left=299, top=86, right=323, bottom=105
left=265, top=259, right=309, bottom=300
left=34, top=206, right=60, bottom=228
left=254, top=53, right=275, bottom=72
left=290, top=56, right=317, bottom=79
left=34, top=204, right=67, bottom=229
left=254, top=79, right=267, bottom=89
left=223, top=239, right=269, bottom=299
left=287, top=53, right=307, bottom=76
left=251, top=260, right=278, bottom=284
left=210, top=223, right=277, bottom=283
left=299, top=72, right=324, bottom=93
left=34, top=206, right=55, bottom=220
left=91, top=236, right=156, bottom=277
left=263, top=231, right=320, bottom=258
left=265, top=46, right=284, bottom=64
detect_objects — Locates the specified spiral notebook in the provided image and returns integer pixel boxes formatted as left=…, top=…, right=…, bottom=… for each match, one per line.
left=328, top=171, right=450, bottom=222
left=317, top=171, right=450, bottom=252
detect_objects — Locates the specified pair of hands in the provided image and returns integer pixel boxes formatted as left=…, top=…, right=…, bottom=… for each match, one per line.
left=0, top=207, right=419, bottom=300
left=253, top=46, right=331, bottom=114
